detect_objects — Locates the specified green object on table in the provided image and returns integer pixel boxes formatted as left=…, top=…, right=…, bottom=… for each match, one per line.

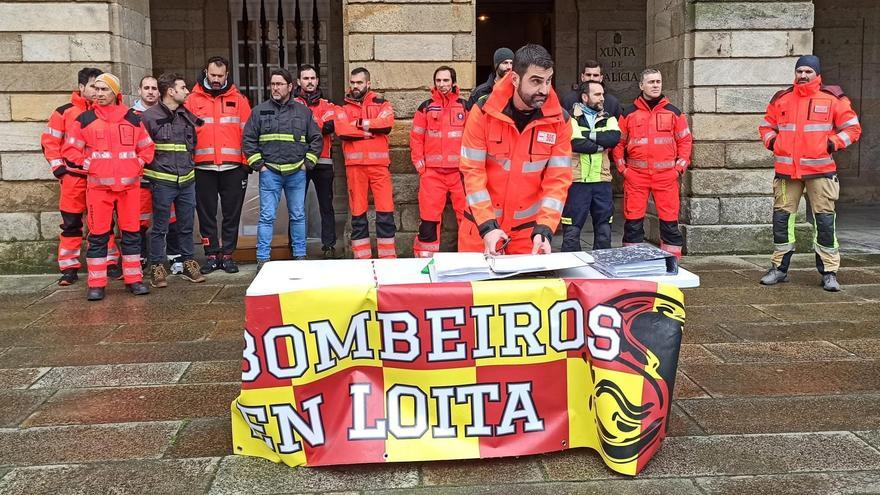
left=421, top=258, right=434, bottom=274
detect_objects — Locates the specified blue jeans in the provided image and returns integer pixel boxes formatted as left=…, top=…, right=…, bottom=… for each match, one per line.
left=149, top=181, right=196, bottom=263
left=258, top=168, right=306, bottom=260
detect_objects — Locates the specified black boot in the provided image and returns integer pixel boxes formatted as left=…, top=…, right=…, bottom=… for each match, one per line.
left=126, top=281, right=150, bottom=295
left=86, top=287, right=105, bottom=301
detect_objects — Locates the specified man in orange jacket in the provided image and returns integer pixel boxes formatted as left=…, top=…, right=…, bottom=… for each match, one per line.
left=459, top=44, right=573, bottom=255
left=612, top=68, right=692, bottom=258
left=185, top=56, right=252, bottom=274
left=409, top=65, right=468, bottom=257
left=334, top=67, right=397, bottom=259
left=294, top=64, right=339, bottom=258
left=42, top=67, right=121, bottom=285
left=62, top=73, right=154, bottom=301
left=758, top=55, right=862, bottom=291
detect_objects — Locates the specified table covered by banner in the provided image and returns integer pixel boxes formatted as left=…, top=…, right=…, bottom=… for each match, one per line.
left=231, top=258, right=693, bottom=475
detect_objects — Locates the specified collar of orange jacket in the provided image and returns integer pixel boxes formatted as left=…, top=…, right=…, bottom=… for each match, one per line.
left=482, top=72, right=563, bottom=122
left=794, top=75, right=822, bottom=97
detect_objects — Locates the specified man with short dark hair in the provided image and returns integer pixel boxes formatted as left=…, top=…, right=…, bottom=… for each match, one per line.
left=132, top=76, right=159, bottom=113
left=62, top=73, right=154, bottom=300
left=410, top=66, right=468, bottom=257
left=244, top=68, right=323, bottom=270
left=42, top=67, right=121, bottom=285
left=561, top=80, right=620, bottom=251
left=459, top=44, right=573, bottom=255
left=334, top=67, right=397, bottom=259
left=613, top=68, right=692, bottom=259
left=185, top=56, right=252, bottom=274
left=141, top=72, right=205, bottom=287
left=562, top=61, right=621, bottom=118
left=466, top=47, right=514, bottom=110
left=758, top=55, right=862, bottom=291
left=293, top=64, right=339, bottom=258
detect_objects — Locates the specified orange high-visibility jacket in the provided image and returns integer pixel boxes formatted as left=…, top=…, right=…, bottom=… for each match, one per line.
left=759, top=76, right=861, bottom=179
left=612, top=96, right=692, bottom=175
left=42, top=91, right=91, bottom=178
left=185, top=80, right=251, bottom=169
left=459, top=73, right=573, bottom=239
left=294, top=88, right=336, bottom=165
left=334, top=91, right=394, bottom=166
left=62, top=104, right=155, bottom=191
left=410, top=86, right=469, bottom=172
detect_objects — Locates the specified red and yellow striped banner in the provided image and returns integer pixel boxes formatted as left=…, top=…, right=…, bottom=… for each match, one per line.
left=231, top=278, right=685, bottom=475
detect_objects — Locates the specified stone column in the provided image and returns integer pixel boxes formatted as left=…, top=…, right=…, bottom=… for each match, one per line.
left=0, top=0, right=152, bottom=272
left=646, top=0, right=815, bottom=254
left=343, top=0, right=475, bottom=256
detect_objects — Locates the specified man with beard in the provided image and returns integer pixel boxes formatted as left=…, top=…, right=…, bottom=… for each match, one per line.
left=294, top=64, right=339, bottom=259
left=466, top=47, right=514, bottom=110
left=561, top=61, right=621, bottom=118
left=334, top=67, right=397, bottom=259
left=561, top=80, right=620, bottom=252
left=185, top=56, right=252, bottom=274
left=62, top=73, right=154, bottom=300
left=42, top=67, right=121, bottom=285
left=141, top=73, right=205, bottom=287
left=409, top=66, right=468, bottom=257
left=131, top=75, right=183, bottom=274
left=244, top=69, right=322, bottom=270
left=459, top=44, right=573, bottom=255
left=612, top=69, right=692, bottom=259
left=758, top=55, right=862, bottom=291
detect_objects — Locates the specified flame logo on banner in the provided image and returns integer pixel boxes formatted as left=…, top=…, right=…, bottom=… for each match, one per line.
left=585, top=291, right=684, bottom=468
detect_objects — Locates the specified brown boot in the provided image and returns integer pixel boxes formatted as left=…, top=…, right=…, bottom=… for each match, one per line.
left=150, top=263, right=168, bottom=288
left=181, top=259, right=206, bottom=283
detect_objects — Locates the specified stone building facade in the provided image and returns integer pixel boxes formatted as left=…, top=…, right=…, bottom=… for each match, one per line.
left=0, top=0, right=874, bottom=272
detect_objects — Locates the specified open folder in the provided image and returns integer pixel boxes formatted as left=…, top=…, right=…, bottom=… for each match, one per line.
left=428, top=252, right=594, bottom=282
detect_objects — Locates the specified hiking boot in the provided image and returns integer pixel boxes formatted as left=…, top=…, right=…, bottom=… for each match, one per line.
left=822, top=273, right=841, bottom=292
left=760, top=266, right=788, bottom=285
left=126, top=281, right=150, bottom=295
left=200, top=255, right=223, bottom=274
left=293, top=255, right=307, bottom=261
left=181, top=259, right=206, bottom=283
left=86, top=287, right=105, bottom=301
left=169, top=257, right=184, bottom=275
left=323, top=246, right=339, bottom=259
left=256, top=260, right=267, bottom=273
left=222, top=255, right=239, bottom=273
left=58, top=268, right=79, bottom=286
left=150, top=263, right=168, bottom=288
left=107, top=263, right=123, bottom=280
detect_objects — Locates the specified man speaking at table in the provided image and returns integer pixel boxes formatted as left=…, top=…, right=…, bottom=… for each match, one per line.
left=459, top=44, right=573, bottom=255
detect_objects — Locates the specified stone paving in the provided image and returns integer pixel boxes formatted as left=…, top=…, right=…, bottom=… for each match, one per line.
left=1, top=253, right=880, bottom=494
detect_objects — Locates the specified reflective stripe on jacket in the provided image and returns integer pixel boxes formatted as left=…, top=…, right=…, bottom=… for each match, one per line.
left=612, top=96, right=692, bottom=174
left=61, top=104, right=155, bottom=191
left=459, top=72, right=573, bottom=239
left=141, top=102, right=200, bottom=185
left=758, top=76, right=862, bottom=179
left=42, top=91, right=91, bottom=177
left=242, top=97, right=323, bottom=175
left=334, top=91, right=394, bottom=167
left=184, top=80, right=251, bottom=169
left=294, top=88, right=336, bottom=165
left=570, top=110, right=620, bottom=183
left=410, top=86, right=468, bottom=173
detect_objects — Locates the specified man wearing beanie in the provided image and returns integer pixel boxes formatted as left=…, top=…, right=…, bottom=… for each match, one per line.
left=41, top=67, right=123, bottom=286
left=62, top=73, right=155, bottom=300
left=185, top=56, right=252, bottom=274
left=759, top=55, right=862, bottom=292
left=466, top=47, right=514, bottom=110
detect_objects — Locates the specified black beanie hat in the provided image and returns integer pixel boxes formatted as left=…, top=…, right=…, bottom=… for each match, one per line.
left=795, top=55, right=821, bottom=74
left=493, top=47, right=514, bottom=69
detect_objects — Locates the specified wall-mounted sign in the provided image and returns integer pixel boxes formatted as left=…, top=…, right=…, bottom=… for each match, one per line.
left=596, top=30, right=646, bottom=102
